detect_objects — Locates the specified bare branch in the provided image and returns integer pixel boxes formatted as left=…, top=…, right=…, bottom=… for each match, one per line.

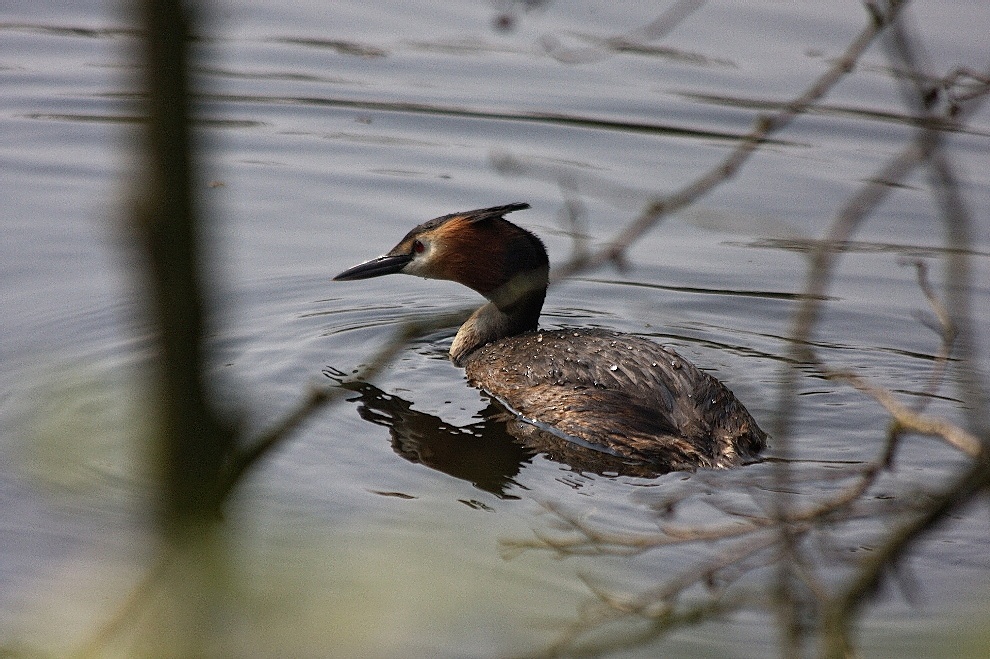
left=547, top=0, right=910, bottom=283
left=828, top=369, right=982, bottom=457
left=218, top=307, right=474, bottom=503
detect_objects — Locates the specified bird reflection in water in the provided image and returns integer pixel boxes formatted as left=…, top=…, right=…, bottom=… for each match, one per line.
left=325, top=368, right=677, bottom=498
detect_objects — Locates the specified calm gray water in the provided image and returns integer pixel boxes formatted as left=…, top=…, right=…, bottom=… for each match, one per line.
left=3, top=0, right=990, bottom=656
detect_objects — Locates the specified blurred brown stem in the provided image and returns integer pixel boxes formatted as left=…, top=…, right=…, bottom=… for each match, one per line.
left=133, top=0, right=233, bottom=527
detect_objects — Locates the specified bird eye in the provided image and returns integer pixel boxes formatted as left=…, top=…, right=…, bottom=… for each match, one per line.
left=413, top=240, right=425, bottom=254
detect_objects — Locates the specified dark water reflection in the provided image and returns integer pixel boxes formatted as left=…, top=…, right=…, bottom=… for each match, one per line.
left=327, top=370, right=534, bottom=498
left=327, top=368, right=681, bottom=495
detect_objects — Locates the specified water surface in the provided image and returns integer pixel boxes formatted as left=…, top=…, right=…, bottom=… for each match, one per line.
left=2, top=0, right=990, bottom=656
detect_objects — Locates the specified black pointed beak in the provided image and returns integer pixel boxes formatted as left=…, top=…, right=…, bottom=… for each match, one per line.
left=333, top=253, right=412, bottom=281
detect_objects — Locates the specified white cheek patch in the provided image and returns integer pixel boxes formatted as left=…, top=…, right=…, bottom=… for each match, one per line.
left=403, top=259, right=428, bottom=277
left=402, top=243, right=438, bottom=279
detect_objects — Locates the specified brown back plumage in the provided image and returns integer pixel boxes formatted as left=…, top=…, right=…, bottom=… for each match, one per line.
left=463, top=328, right=766, bottom=469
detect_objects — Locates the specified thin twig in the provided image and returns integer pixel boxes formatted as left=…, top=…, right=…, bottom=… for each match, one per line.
left=903, top=258, right=956, bottom=413
left=218, top=308, right=473, bottom=503
left=548, top=0, right=909, bottom=283
left=802, top=7, right=990, bottom=655
left=827, top=369, right=981, bottom=457
left=821, top=451, right=990, bottom=658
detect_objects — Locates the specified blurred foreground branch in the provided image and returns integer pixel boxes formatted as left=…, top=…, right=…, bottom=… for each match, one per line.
left=502, top=1, right=990, bottom=656
left=134, top=0, right=233, bottom=529
left=78, top=0, right=471, bottom=653
left=218, top=307, right=473, bottom=503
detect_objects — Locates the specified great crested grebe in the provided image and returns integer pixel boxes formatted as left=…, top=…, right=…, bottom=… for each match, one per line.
left=334, top=203, right=766, bottom=470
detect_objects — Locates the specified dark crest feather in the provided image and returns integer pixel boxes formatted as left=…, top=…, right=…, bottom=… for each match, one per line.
left=451, top=202, right=530, bottom=224
left=399, top=203, right=530, bottom=241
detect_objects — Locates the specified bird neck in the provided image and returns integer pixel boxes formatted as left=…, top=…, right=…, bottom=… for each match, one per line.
left=449, top=266, right=548, bottom=365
